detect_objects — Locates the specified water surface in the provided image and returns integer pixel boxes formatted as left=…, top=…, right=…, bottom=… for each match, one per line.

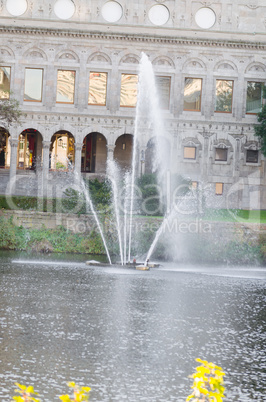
left=0, top=251, right=265, bottom=401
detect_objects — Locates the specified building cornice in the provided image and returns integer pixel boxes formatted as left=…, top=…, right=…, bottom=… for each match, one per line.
left=21, top=112, right=256, bottom=134
left=0, top=25, right=265, bottom=51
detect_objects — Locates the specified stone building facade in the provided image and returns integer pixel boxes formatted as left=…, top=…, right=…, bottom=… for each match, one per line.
left=0, top=0, right=265, bottom=210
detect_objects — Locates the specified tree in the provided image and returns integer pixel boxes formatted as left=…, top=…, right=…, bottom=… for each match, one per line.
left=0, top=96, right=24, bottom=125
left=254, top=85, right=266, bottom=157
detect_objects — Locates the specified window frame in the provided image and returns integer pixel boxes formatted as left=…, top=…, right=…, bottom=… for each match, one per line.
left=215, top=79, right=234, bottom=113
left=246, top=149, right=259, bottom=164
left=56, top=69, right=76, bottom=104
left=88, top=71, right=108, bottom=106
left=183, top=146, right=197, bottom=160
left=120, top=73, right=138, bottom=108
left=246, top=81, right=264, bottom=115
left=155, top=75, right=171, bottom=110
left=183, top=77, right=202, bottom=112
left=215, top=182, right=224, bottom=196
left=0, top=66, right=11, bottom=100
left=24, top=67, right=44, bottom=103
left=215, top=147, right=228, bottom=162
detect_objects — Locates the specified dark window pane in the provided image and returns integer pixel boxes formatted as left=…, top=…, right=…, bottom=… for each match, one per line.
left=215, top=80, right=233, bottom=112
left=246, top=150, right=258, bottom=163
left=215, top=148, right=228, bottom=161
left=246, top=82, right=263, bottom=114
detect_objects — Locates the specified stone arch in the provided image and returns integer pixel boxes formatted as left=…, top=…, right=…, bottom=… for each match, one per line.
left=182, top=137, right=202, bottom=148
left=17, top=128, right=43, bottom=170
left=0, top=46, right=15, bottom=59
left=119, top=53, right=140, bottom=65
left=152, top=56, right=175, bottom=68
left=183, top=58, right=206, bottom=70
left=56, top=50, right=80, bottom=63
left=23, top=47, right=48, bottom=61
left=87, top=51, right=111, bottom=64
left=213, top=138, right=233, bottom=149
left=50, top=130, right=75, bottom=171
left=145, top=136, right=171, bottom=174
left=0, top=126, right=11, bottom=168
left=81, top=132, right=107, bottom=173
left=245, top=62, right=266, bottom=73
left=114, top=134, right=133, bottom=170
left=242, top=140, right=260, bottom=151
left=215, top=60, right=237, bottom=71
left=80, top=125, right=110, bottom=144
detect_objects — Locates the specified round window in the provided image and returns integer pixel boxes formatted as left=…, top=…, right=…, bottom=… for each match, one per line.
left=195, top=7, right=216, bottom=29
left=148, top=4, right=170, bottom=26
left=54, top=0, right=75, bottom=20
left=6, top=0, right=28, bottom=16
left=101, top=1, right=123, bottom=23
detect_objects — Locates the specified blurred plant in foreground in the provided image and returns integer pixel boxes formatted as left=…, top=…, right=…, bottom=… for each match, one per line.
left=59, top=382, right=91, bottom=402
left=186, top=358, right=225, bottom=402
left=13, top=383, right=40, bottom=402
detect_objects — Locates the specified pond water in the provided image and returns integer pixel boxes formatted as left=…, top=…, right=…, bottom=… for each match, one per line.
left=0, top=251, right=265, bottom=401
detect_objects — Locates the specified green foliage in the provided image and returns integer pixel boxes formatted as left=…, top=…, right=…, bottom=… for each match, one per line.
left=254, top=85, right=266, bottom=156
left=186, top=358, right=225, bottom=402
left=62, top=179, right=111, bottom=215
left=0, top=216, right=27, bottom=250
left=13, top=383, right=40, bottom=402
left=12, top=382, right=90, bottom=402
left=59, top=382, right=91, bottom=402
left=259, top=234, right=266, bottom=264
left=0, top=216, right=106, bottom=255
left=0, top=96, right=24, bottom=125
left=137, top=173, right=162, bottom=216
left=87, top=178, right=111, bottom=209
left=56, top=161, right=67, bottom=170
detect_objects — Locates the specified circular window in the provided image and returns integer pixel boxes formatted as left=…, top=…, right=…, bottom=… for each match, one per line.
left=54, top=0, right=75, bottom=20
left=148, top=4, right=170, bottom=26
left=6, top=0, right=28, bottom=16
left=195, top=7, right=216, bottom=29
left=101, top=1, right=123, bottom=23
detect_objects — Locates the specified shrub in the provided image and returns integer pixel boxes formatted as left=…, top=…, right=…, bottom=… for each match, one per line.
left=186, top=358, right=225, bottom=402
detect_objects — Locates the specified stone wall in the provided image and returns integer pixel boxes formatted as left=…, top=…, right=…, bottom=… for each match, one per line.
left=1, top=210, right=265, bottom=247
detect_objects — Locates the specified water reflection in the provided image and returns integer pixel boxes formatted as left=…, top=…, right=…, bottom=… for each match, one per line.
left=0, top=252, right=265, bottom=401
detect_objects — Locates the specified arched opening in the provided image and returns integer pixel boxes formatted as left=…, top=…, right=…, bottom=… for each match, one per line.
left=114, top=134, right=133, bottom=170
left=145, top=136, right=170, bottom=174
left=0, top=128, right=10, bottom=168
left=81, top=132, right=107, bottom=173
left=50, top=131, right=75, bottom=171
left=17, top=128, right=42, bottom=170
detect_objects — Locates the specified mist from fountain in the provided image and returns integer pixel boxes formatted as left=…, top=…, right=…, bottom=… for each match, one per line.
left=77, top=173, right=112, bottom=265
left=107, top=159, right=125, bottom=265
left=127, top=52, right=167, bottom=263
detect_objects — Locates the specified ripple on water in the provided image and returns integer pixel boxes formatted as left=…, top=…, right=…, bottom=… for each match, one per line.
left=0, top=257, right=265, bottom=401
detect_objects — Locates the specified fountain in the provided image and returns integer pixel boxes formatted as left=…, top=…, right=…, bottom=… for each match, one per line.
left=95, top=52, right=171, bottom=268
left=86, top=52, right=183, bottom=268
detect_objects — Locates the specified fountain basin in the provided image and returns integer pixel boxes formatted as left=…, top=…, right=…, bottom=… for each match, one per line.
left=85, top=260, right=160, bottom=269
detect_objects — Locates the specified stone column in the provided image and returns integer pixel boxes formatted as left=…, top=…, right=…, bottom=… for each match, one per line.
left=74, top=143, right=83, bottom=177
left=41, top=141, right=51, bottom=199
left=7, top=139, right=19, bottom=194
left=140, top=147, right=146, bottom=176
left=107, top=144, right=115, bottom=162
